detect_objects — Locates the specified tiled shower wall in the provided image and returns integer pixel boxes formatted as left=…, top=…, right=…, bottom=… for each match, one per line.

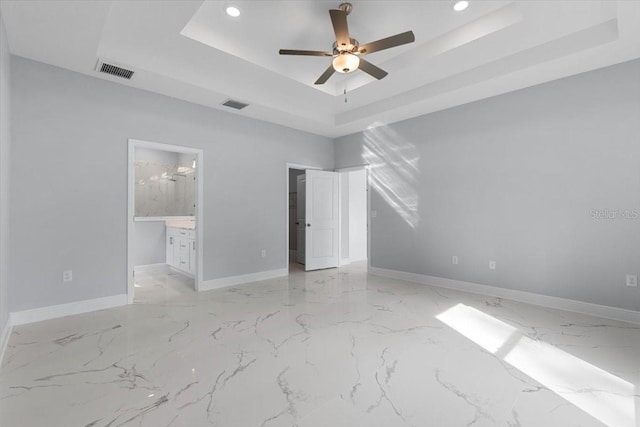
left=135, top=157, right=195, bottom=217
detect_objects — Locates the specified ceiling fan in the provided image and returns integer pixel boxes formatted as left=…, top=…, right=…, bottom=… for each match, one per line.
left=279, top=2, right=415, bottom=85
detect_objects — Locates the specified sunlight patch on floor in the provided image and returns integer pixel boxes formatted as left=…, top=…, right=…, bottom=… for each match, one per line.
left=437, top=303, right=636, bottom=427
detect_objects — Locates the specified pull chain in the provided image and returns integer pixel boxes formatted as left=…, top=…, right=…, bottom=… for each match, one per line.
left=344, top=87, right=348, bottom=104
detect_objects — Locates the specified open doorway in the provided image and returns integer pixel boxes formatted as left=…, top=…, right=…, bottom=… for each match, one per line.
left=288, top=163, right=340, bottom=274
left=286, top=163, right=369, bottom=275
left=127, top=139, right=204, bottom=304
left=288, top=168, right=306, bottom=265
left=338, top=166, right=369, bottom=268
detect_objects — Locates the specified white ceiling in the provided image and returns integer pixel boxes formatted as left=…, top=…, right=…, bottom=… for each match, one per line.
left=1, top=0, right=639, bottom=138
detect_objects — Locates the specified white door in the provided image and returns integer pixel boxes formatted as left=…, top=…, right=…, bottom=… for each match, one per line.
left=305, top=170, right=339, bottom=271
left=296, top=175, right=306, bottom=264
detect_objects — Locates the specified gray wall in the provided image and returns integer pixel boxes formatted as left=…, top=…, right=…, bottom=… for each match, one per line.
left=133, top=222, right=166, bottom=267
left=348, top=169, right=367, bottom=262
left=0, top=11, right=11, bottom=332
left=335, top=59, right=640, bottom=312
left=10, top=56, right=333, bottom=312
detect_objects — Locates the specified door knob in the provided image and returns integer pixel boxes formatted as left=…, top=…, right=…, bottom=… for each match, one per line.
left=306, top=223, right=311, bottom=227
left=296, top=221, right=299, bottom=225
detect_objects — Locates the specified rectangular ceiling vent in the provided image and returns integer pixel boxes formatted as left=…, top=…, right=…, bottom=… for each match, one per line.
left=221, top=99, right=249, bottom=110
left=95, top=60, right=134, bottom=80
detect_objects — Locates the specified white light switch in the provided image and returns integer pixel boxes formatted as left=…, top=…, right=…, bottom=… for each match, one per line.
left=261, top=249, right=267, bottom=258
left=371, top=210, right=377, bottom=218
left=627, top=274, right=638, bottom=287
left=452, top=256, right=458, bottom=265
left=489, top=261, right=496, bottom=270
left=62, top=270, right=73, bottom=282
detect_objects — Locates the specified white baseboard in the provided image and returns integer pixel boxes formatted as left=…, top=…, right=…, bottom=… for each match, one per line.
left=134, top=263, right=169, bottom=275
left=10, top=294, right=128, bottom=326
left=0, top=318, right=12, bottom=365
left=341, top=257, right=368, bottom=267
left=200, top=268, right=288, bottom=292
left=369, top=267, right=640, bottom=325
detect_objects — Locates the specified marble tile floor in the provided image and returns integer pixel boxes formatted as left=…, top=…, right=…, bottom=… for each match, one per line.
left=1, top=262, right=639, bottom=427
left=133, top=270, right=196, bottom=304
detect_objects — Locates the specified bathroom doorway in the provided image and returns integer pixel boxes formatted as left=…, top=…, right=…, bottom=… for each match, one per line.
left=127, top=139, right=204, bottom=304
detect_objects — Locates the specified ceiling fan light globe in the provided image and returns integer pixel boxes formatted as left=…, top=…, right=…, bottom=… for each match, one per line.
left=332, top=53, right=360, bottom=74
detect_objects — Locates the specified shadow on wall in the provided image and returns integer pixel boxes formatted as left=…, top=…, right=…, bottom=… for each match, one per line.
left=362, top=123, right=420, bottom=228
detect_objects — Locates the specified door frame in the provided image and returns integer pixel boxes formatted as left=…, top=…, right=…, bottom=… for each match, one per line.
left=335, top=165, right=371, bottom=270
left=127, top=139, right=204, bottom=303
left=285, top=162, right=322, bottom=275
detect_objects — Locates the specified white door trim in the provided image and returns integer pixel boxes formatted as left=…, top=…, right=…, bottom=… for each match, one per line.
left=335, top=165, right=370, bottom=270
left=285, top=163, right=322, bottom=275
left=127, top=139, right=204, bottom=303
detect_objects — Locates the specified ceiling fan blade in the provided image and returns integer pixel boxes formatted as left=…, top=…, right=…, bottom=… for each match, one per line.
left=315, top=65, right=336, bottom=85
left=358, top=31, right=415, bottom=55
left=358, top=59, right=388, bottom=80
left=279, top=49, right=333, bottom=57
left=329, top=9, right=351, bottom=47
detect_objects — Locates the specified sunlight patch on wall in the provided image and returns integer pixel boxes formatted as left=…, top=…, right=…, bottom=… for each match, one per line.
left=362, top=123, right=419, bottom=228
left=437, top=303, right=637, bottom=427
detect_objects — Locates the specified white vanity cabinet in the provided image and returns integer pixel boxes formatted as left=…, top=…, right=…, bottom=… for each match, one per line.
left=166, top=227, right=196, bottom=276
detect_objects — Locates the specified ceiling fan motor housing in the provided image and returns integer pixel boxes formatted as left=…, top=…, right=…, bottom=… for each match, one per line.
left=333, top=38, right=359, bottom=55
left=339, top=2, right=353, bottom=15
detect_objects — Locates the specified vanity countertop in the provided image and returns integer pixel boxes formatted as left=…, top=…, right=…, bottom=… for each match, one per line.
left=166, top=220, right=196, bottom=230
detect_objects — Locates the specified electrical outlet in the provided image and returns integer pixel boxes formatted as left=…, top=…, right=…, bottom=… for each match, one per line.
left=62, top=270, right=73, bottom=282
left=626, top=274, right=638, bottom=288
left=489, top=261, right=496, bottom=270
left=452, top=256, right=458, bottom=265
left=261, top=249, right=267, bottom=258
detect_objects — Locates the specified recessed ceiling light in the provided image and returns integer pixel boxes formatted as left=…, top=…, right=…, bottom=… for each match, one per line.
left=452, top=1, right=469, bottom=12
left=226, top=6, right=240, bottom=17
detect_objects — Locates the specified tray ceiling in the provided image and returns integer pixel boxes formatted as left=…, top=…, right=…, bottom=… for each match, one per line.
left=1, top=0, right=639, bottom=137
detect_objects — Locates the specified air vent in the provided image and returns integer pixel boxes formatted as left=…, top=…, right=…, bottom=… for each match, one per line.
left=221, top=99, right=249, bottom=110
left=95, top=60, right=134, bottom=80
